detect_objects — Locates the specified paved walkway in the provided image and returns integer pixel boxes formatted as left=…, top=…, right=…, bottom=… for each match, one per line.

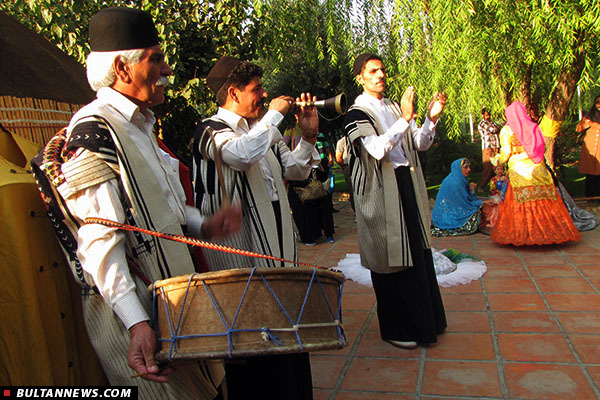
left=300, top=198, right=600, bottom=399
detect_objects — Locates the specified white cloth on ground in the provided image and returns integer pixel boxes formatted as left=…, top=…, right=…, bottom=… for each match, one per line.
left=334, top=249, right=487, bottom=288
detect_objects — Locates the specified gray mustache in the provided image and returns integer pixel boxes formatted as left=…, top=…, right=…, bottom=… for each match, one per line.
left=156, top=76, right=169, bottom=87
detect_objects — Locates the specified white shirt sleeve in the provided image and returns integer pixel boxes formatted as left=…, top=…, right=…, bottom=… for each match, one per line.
left=280, top=138, right=321, bottom=181
left=361, top=117, right=410, bottom=160
left=185, top=205, right=206, bottom=238
left=411, top=117, right=437, bottom=151
left=66, top=179, right=149, bottom=330
left=219, top=110, right=285, bottom=171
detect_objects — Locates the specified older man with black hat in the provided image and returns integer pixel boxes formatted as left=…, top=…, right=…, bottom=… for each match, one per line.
left=31, top=7, right=241, bottom=399
left=192, top=56, right=319, bottom=398
left=343, top=53, right=448, bottom=350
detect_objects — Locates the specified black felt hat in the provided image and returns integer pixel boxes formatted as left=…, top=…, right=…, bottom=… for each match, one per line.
left=353, top=53, right=380, bottom=76
left=206, top=56, right=243, bottom=93
left=89, top=7, right=159, bottom=52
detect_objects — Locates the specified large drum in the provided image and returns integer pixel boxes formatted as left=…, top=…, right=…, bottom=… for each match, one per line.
left=150, top=267, right=345, bottom=361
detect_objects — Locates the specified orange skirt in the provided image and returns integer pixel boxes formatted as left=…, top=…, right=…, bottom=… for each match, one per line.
left=491, top=183, right=581, bottom=246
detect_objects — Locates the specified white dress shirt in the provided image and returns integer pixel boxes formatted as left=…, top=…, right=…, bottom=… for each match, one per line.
left=355, top=93, right=436, bottom=168
left=65, top=87, right=205, bottom=329
left=214, top=107, right=320, bottom=201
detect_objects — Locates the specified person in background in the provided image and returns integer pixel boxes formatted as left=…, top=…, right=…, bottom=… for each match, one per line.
left=287, top=165, right=335, bottom=246
left=576, top=95, right=600, bottom=200
left=489, top=163, right=509, bottom=201
left=316, top=132, right=337, bottom=213
left=431, top=158, right=489, bottom=237
left=335, top=135, right=355, bottom=212
left=479, top=163, right=508, bottom=235
left=491, top=101, right=581, bottom=245
left=477, top=107, right=501, bottom=192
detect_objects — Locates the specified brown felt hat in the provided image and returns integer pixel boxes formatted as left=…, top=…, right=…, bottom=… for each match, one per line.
left=206, top=56, right=243, bottom=93
left=353, top=53, right=380, bottom=76
left=89, top=7, right=159, bottom=52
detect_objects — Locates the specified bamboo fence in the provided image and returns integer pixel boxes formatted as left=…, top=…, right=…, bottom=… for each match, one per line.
left=0, top=96, right=83, bottom=146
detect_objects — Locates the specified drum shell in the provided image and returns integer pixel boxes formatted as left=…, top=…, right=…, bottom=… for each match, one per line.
left=150, top=267, right=345, bottom=361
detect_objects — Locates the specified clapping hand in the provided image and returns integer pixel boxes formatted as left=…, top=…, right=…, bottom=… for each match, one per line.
left=400, top=86, right=415, bottom=122
left=427, top=92, right=447, bottom=122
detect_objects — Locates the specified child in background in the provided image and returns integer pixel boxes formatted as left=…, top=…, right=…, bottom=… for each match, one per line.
left=480, top=164, right=508, bottom=235
left=489, top=164, right=509, bottom=202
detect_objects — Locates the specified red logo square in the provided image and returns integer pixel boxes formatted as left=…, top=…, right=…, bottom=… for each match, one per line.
left=3, top=389, right=9, bottom=397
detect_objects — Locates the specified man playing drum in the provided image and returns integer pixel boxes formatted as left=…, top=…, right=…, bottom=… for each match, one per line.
left=192, top=56, right=320, bottom=398
left=32, top=7, right=241, bottom=399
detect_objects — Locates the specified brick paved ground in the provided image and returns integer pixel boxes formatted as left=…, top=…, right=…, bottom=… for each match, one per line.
left=301, top=197, right=600, bottom=399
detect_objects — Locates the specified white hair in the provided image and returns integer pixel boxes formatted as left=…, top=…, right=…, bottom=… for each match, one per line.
left=86, top=49, right=145, bottom=91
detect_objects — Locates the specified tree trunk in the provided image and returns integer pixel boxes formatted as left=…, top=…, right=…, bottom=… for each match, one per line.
left=542, top=31, right=586, bottom=173
left=493, top=62, right=514, bottom=107
left=545, top=35, right=587, bottom=122
left=518, top=63, right=532, bottom=111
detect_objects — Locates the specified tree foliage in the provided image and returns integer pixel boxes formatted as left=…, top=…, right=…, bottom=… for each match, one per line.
left=383, top=0, right=600, bottom=133
left=252, top=0, right=356, bottom=140
left=3, top=0, right=600, bottom=168
left=1, top=0, right=255, bottom=162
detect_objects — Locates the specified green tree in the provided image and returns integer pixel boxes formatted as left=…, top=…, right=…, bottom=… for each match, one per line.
left=252, top=0, right=356, bottom=143
left=382, top=0, right=600, bottom=131
left=6, top=0, right=599, bottom=171
left=1, top=0, right=256, bottom=162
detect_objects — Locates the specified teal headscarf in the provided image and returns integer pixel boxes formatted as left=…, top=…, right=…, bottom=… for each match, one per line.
left=431, top=158, right=483, bottom=229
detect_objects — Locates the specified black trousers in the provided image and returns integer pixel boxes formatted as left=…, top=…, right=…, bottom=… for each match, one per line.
left=224, top=353, right=313, bottom=399
left=288, top=184, right=334, bottom=243
left=584, top=174, right=600, bottom=198
left=370, top=166, right=447, bottom=344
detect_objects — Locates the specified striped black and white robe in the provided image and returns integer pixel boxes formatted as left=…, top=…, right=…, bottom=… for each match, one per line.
left=32, top=103, right=224, bottom=399
left=343, top=98, right=446, bottom=344
left=343, top=100, right=432, bottom=273
left=192, top=118, right=299, bottom=269
left=193, top=115, right=317, bottom=399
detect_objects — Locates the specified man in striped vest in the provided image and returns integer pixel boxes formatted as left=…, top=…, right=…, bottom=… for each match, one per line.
left=32, top=7, right=241, bottom=399
left=343, top=53, right=448, bottom=350
left=192, top=56, right=320, bottom=399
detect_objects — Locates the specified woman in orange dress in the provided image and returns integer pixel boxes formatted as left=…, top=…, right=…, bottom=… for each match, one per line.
left=490, top=101, right=581, bottom=245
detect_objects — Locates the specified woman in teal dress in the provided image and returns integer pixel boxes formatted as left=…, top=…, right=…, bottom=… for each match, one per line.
left=431, top=158, right=484, bottom=237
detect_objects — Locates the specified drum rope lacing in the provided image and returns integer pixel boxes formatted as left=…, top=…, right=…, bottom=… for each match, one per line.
left=84, top=217, right=346, bottom=358
left=153, top=267, right=346, bottom=359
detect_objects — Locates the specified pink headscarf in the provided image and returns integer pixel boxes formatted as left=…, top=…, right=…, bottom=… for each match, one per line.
left=505, top=101, right=546, bottom=164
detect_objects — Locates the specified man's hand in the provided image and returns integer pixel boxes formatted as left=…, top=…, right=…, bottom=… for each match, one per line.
left=400, top=86, right=415, bottom=122
left=269, top=95, right=295, bottom=115
left=427, top=92, right=447, bottom=122
left=128, top=321, right=173, bottom=383
left=296, top=92, right=318, bottom=144
left=201, top=202, right=242, bottom=239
